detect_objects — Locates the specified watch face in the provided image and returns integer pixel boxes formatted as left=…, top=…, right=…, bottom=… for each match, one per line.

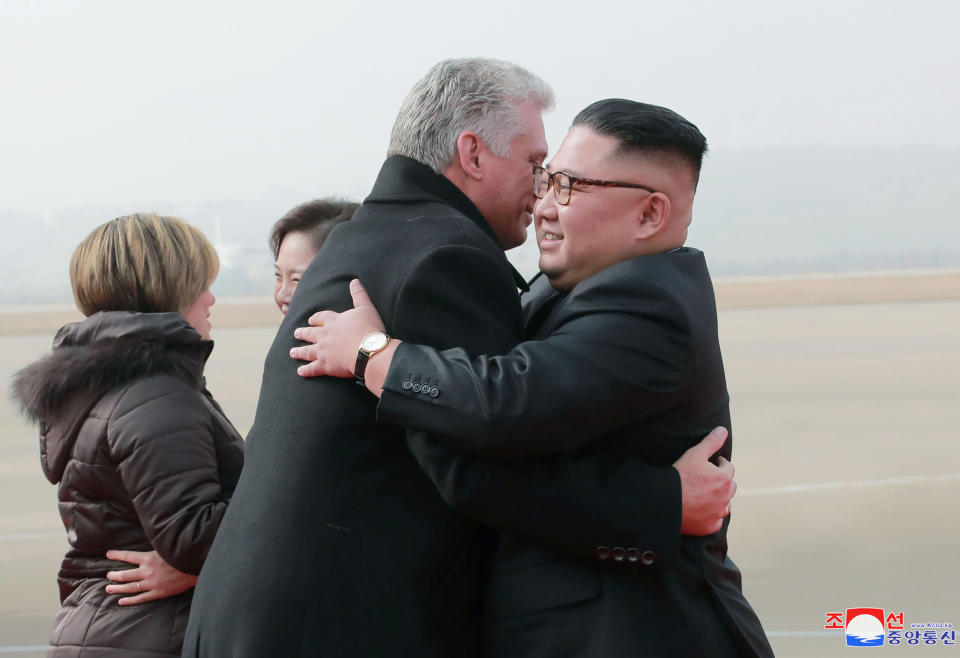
left=361, top=332, right=389, bottom=352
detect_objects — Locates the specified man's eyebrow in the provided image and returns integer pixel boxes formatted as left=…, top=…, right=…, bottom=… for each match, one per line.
left=548, top=163, right=586, bottom=178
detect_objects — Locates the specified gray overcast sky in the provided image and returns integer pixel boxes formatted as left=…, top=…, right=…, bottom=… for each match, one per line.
left=1, top=0, right=958, bottom=214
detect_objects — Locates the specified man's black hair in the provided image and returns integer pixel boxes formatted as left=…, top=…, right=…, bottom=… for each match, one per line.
left=572, top=99, right=707, bottom=181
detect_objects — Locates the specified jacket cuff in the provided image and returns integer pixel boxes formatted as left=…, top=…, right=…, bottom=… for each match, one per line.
left=376, top=342, right=446, bottom=422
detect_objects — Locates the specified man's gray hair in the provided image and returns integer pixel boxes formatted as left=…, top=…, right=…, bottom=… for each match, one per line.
left=388, top=58, right=555, bottom=173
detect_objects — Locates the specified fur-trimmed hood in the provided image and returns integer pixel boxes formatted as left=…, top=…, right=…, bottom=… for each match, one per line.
left=11, top=311, right=213, bottom=482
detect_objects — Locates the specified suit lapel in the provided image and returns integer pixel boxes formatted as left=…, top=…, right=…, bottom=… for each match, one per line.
left=521, top=273, right=567, bottom=340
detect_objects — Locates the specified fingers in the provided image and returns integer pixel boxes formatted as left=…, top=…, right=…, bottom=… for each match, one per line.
left=106, top=577, right=160, bottom=605
left=297, top=359, right=330, bottom=379
left=307, top=310, right=338, bottom=327
left=716, top=457, right=737, bottom=509
left=289, top=344, right=320, bottom=363
left=691, top=426, right=728, bottom=458
left=350, top=279, right=385, bottom=330
left=290, top=334, right=332, bottom=377
left=105, top=567, right=140, bottom=583
left=294, top=326, right=324, bottom=344
left=117, top=590, right=161, bottom=607
left=716, top=455, right=734, bottom=478
left=105, top=549, right=147, bottom=565
left=105, top=580, right=141, bottom=595
left=349, top=279, right=373, bottom=309
left=705, top=426, right=728, bottom=452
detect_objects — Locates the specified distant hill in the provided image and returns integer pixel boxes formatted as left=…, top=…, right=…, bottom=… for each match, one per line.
left=2, top=146, right=957, bottom=304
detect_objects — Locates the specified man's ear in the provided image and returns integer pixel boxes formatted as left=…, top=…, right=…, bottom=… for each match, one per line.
left=454, top=131, right=484, bottom=181
left=636, top=192, right=672, bottom=239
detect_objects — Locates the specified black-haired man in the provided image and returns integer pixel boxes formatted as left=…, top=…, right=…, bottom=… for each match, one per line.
left=185, top=55, right=736, bottom=657
left=294, top=99, right=773, bottom=656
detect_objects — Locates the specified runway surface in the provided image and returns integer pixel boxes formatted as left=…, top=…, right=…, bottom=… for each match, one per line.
left=1, top=299, right=957, bottom=656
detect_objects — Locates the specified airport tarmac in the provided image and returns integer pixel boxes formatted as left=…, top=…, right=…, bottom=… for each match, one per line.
left=1, top=295, right=957, bottom=656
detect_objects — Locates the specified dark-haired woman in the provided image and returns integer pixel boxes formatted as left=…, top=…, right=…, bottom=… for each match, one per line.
left=270, top=197, right=357, bottom=315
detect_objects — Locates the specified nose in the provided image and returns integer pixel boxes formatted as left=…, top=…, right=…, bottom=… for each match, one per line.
left=279, top=282, right=293, bottom=304
left=275, top=279, right=292, bottom=310
left=534, top=191, right=558, bottom=221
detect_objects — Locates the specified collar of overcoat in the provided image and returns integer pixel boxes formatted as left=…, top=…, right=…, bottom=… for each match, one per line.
left=521, top=271, right=566, bottom=339
left=366, top=155, right=529, bottom=292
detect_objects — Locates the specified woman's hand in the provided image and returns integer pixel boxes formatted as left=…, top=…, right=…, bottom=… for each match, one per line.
left=291, top=279, right=387, bottom=379
left=105, top=549, right=198, bottom=606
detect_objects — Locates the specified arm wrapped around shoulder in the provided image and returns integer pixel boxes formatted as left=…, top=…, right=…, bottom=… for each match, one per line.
left=386, top=245, right=685, bottom=561
left=379, top=274, right=693, bottom=458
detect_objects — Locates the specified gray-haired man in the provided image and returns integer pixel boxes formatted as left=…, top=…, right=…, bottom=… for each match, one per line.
left=183, top=58, right=733, bottom=657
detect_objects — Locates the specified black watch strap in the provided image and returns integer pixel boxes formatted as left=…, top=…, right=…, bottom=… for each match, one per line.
left=354, top=350, right=371, bottom=383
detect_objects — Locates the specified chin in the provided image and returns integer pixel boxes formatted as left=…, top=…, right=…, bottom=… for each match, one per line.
left=540, top=264, right=578, bottom=291
left=504, top=232, right=527, bottom=250
left=538, top=267, right=563, bottom=290
left=538, top=257, right=559, bottom=278
left=550, top=277, right=575, bottom=292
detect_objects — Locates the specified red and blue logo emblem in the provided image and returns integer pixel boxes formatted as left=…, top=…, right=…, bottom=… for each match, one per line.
left=845, top=608, right=885, bottom=646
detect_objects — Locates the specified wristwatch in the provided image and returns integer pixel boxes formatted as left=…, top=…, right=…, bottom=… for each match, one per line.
left=354, top=331, right=391, bottom=383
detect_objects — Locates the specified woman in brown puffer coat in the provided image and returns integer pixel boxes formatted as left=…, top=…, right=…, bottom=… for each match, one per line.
left=12, top=213, right=244, bottom=657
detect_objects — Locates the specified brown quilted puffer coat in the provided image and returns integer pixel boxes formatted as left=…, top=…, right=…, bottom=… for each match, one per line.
left=12, top=311, right=245, bottom=657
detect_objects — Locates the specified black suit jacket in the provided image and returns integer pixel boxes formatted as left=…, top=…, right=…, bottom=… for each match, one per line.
left=183, top=157, right=684, bottom=657
left=376, top=250, right=774, bottom=657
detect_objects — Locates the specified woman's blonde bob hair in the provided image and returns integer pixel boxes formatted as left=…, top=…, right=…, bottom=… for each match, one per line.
left=70, top=213, right=219, bottom=317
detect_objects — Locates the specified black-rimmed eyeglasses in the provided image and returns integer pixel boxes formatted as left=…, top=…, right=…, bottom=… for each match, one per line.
left=532, top=164, right=657, bottom=206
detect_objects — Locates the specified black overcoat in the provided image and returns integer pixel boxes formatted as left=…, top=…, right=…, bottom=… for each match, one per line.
left=184, top=156, right=682, bottom=657
left=376, top=250, right=774, bottom=657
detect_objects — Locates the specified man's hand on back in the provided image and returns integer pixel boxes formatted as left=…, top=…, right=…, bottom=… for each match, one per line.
left=673, top=427, right=736, bottom=535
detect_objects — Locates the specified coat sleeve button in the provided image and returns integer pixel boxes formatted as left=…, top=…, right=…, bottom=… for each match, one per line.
left=626, top=548, right=641, bottom=563
left=640, top=550, right=657, bottom=566
left=401, top=379, right=413, bottom=390
left=412, top=383, right=423, bottom=393
left=429, top=387, right=439, bottom=397
left=611, top=547, right=626, bottom=563
left=595, top=546, right=611, bottom=561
